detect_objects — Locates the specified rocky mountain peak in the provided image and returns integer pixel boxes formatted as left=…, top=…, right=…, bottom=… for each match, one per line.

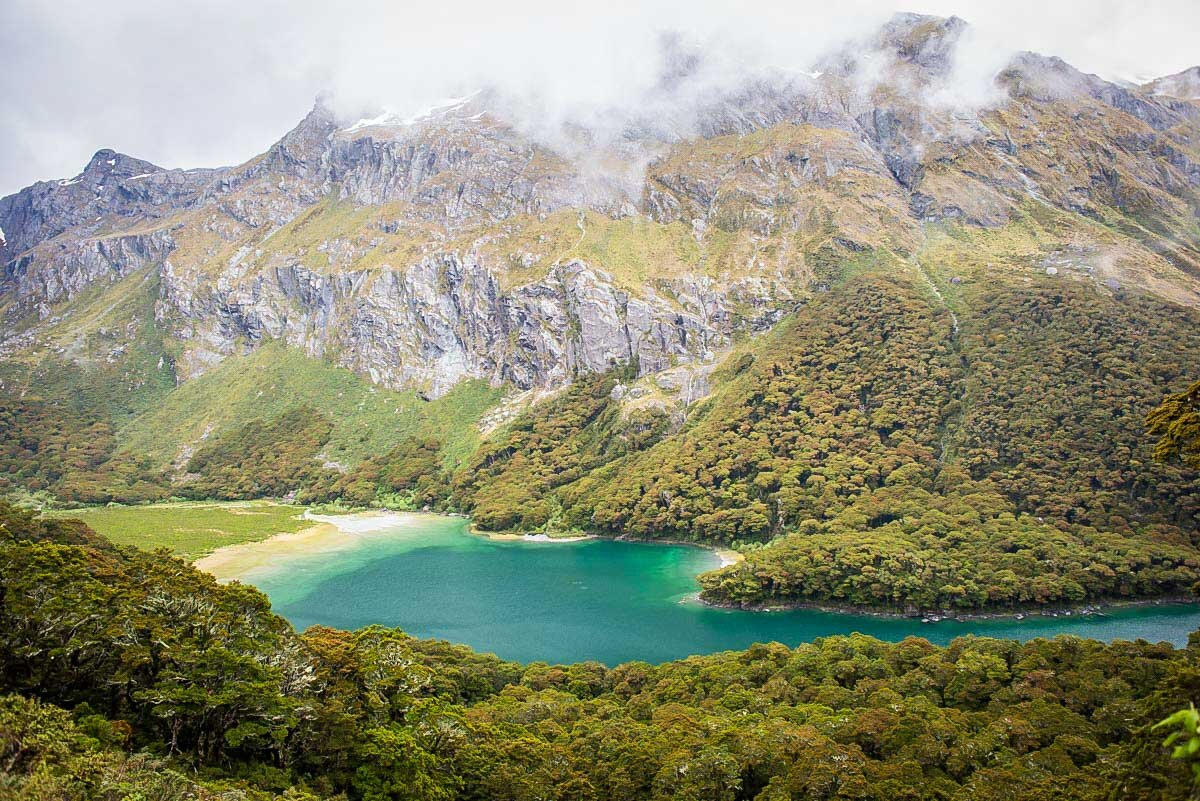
left=254, top=97, right=340, bottom=182
left=0, top=146, right=178, bottom=261
left=291, top=97, right=340, bottom=138
left=79, top=149, right=161, bottom=184
left=1146, top=66, right=1200, bottom=100
left=3, top=14, right=1200, bottom=403
left=816, top=12, right=968, bottom=87
left=85, top=148, right=120, bottom=171
left=1003, top=51, right=1188, bottom=130
left=1001, top=52, right=1094, bottom=100
left=875, top=12, right=967, bottom=76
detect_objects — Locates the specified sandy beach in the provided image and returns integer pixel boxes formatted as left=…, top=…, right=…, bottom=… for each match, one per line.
left=194, top=510, right=420, bottom=582
left=714, top=548, right=745, bottom=568
left=474, top=526, right=594, bottom=543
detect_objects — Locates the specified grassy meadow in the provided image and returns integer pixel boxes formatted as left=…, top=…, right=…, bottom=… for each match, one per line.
left=43, top=500, right=310, bottom=559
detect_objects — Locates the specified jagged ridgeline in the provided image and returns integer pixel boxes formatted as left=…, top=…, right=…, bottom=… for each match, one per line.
left=2, top=13, right=1200, bottom=614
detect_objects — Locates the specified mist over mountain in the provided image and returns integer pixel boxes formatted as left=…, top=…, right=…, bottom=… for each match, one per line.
left=3, top=12, right=1199, bottom=382
left=4, top=0, right=1200, bottom=196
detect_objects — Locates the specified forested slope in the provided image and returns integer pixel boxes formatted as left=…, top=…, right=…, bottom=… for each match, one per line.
left=6, top=256, right=1199, bottom=613
left=447, top=267, right=1200, bottom=611
left=1, top=503, right=1197, bottom=800
left=3, top=12, right=1200, bottom=615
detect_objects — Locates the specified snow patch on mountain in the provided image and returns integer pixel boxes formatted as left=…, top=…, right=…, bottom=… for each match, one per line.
left=346, top=96, right=473, bottom=132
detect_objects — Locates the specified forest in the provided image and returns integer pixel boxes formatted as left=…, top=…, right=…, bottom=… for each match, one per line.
left=1, top=500, right=1198, bottom=800
left=455, top=275, right=1200, bottom=611
left=3, top=270, right=1200, bottom=614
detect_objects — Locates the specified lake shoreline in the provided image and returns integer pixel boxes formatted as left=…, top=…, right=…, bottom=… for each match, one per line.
left=194, top=520, right=342, bottom=580
left=191, top=508, right=1195, bottom=626
left=470, top=524, right=593, bottom=543
left=699, top=593, right=1200, bottom=623
left=195, top=508, right=747, bottom=583
left=613, top=534, right=745, bottom=567
left=195, top=510, right=432, bottom=581
left=182, top=507, right=1200, bottom=658
left=467, top=525, right=744, bottom=566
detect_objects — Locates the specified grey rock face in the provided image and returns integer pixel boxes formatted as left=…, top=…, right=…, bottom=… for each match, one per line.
left=0, top=150, right=212, bottom=264
left=157, top=254, right=791, bottom=397
left=875, top=12, right=967, bottom=77
left=3, top=11, right=1199, bottom=401
left=329, top=124, right=576, bottom=220
left=1145, top=66, right=1200, bottom=102
left=5, top=230, right=176, bottom=315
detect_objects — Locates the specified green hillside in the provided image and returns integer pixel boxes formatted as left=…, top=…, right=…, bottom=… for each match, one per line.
left=449, top=261, right=1200, bottom=611
left=0, top=328, right=504, bottom=506
left=4, top=238, right=1199, bottom=614
left=117, top=341, right=503, bottom=473
left=2, top=502, right=1196, bottom=800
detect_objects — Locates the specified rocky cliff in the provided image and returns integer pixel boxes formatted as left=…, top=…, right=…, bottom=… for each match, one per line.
left=3, top=12, right=1199, bottom=399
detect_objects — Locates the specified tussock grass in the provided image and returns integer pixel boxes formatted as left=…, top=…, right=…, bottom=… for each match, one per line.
left=43, top=500, right=309, bottom=558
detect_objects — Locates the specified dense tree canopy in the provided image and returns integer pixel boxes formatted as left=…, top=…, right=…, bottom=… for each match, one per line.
left=0, top=394, right=167, bottom=505
left=450, top=367, right=670, bottom=532
left=184, top=405, right=339, bottom=500
left=560, top=275, right=957, bottom=543
left=952, top=285, right=1200, bottom=532
left=458, top=275, right=1200, bottom=611
left=1149, top=379, right=1200, bottom=471
left=4, top=268, right=1200, bottom=613
left=1, top=503, right=1197, bottom=800
left=306, top=436, right=454, bottom=509
left=697, top=474, right=1200, bottom=610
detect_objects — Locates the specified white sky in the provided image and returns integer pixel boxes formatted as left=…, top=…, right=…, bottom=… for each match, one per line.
left=2, top=0, right=1197, bottom=196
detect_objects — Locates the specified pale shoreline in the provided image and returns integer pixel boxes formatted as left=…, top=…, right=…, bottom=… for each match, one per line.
left=472, top=524, right=745, bottom=566
left=715, top=548, right=744, bottom=568
left=194, top=510, right=427, bottom=582
left=190, top=510, right=1192, bottom=625
left=470, top=523, right=593, bottom=543
left=195, top=509, right=744, bottom=584
left=193, top=521, right=342, bottom=581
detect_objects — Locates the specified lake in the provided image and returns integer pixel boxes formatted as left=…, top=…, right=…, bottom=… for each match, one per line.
left=232, top=513, right=1200, bottom=665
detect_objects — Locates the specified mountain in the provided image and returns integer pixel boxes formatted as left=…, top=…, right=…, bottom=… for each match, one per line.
left=1145, top=66, right=1200, bottom=101
left=2, top=12, right=1199, bottom=612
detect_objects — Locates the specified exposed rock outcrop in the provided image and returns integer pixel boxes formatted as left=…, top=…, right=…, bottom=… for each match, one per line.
left=157, top=254, right=791, bottom=396
left=3, top=12, right=1199, bottom=399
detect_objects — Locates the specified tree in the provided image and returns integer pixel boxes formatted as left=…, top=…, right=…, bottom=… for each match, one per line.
left=353, top=725, right=459, bottom=801
left=1153, top=704, right=1200, bottom=792
left=1148, top=379, right=1200, bottom=470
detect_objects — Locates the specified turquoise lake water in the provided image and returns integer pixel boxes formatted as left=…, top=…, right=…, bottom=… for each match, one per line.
left=246, top=515, right=1200, bottom=665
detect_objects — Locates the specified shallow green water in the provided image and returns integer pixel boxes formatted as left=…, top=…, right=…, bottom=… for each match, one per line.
left=248, top=515, right=1200, bottom=665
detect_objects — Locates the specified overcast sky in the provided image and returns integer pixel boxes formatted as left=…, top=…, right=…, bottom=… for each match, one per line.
left=2, top=0, right=1198, bottom=197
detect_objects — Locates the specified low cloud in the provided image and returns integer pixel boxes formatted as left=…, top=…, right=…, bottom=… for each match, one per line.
left=2, top=0, right=1198, bottom=196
